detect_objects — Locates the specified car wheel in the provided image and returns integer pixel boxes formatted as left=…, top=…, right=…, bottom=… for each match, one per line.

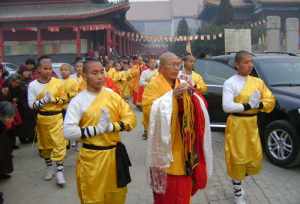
left=263, top=120, right=300, bottom=167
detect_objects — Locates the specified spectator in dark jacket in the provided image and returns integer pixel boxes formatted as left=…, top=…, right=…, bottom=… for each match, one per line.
left=19, top=67, right=36, bottom=143
left=0, top=101, right=16, bottom=204
left=0, top=101, right=16, bottom=178
left=1, top=75, right=23, bottom=147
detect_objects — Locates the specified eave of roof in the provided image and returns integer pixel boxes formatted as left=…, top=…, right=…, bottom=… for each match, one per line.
left=0, top=2, right=129, bottom=22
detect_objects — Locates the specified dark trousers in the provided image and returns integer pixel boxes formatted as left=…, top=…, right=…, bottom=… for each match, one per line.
left=0, top=192, right=3, bottom=204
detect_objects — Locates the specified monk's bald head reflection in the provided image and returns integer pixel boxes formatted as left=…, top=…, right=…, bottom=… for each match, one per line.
left=159, top=52, right=181, bottom=82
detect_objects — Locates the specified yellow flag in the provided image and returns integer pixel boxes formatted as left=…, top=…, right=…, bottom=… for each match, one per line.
left=186, top=40, right=192, bottom=55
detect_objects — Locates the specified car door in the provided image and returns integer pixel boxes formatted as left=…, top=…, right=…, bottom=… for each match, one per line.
left=194, top=59, right=236, bottom=126
left=5, top=63, right=18, bottom=75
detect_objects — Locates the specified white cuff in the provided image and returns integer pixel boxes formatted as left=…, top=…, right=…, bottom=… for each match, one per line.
left=107, top=123, right=114, bottom=132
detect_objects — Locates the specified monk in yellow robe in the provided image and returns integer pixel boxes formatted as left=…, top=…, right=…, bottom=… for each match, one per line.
left=60, top=63, right=80, bottom=149
left=178, top=55, right=207, bottom=94
left=222, top=51, right=275, bottom=204
left=64, top=58, right=136, bottom=204
left=120, top=61, right=132, bottom=101
left=139, top=58, right=158, bottom=139
left=105, top=60, right=117, bottom=80
left=28, top=55, right=68, bottom=187
left=143, top=52, right=213, bottom=204
left=60, top=63, right=79, bottom=111
left=129, top=56, right=142, bottom=106
left=113, top=62, right=127, bottom=98
left=71, top=60, right=86, bottom=92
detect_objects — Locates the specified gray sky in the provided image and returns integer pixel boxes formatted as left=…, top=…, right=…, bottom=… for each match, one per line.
left=130, top=0, right=168, bottom=1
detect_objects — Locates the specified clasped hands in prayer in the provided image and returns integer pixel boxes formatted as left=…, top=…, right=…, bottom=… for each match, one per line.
left=40, top=92, right=55, bottom=104
left=41, top=92, right=63, bottom=104
left=96, top=108, right=114, bottom=134
left=173, top=81, right=195, bottom=98
left=248, top=90, right=261, bottom=109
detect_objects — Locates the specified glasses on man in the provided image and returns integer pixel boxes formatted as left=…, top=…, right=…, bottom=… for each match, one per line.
left=166, top=63, right=181, bottom=68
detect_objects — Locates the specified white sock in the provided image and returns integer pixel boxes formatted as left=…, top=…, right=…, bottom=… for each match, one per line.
left=232, top=180, right=243, bottom=197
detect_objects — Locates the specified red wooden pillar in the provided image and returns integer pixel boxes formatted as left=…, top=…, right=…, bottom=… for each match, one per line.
left=133, top=42, right=136, bottom=56
left=112, top=31, right=116, bottom=54
left=0, top=29, right=4, bottom=62
left=118, top=36, right=123, bottom=56
left=106, top=29, right=112, bottom=58
left=123, top=37, right=127, bottom=56
left=37, top=28, right=43, bottom=56
left=137, top=43, right=140, bottom=55
left=135, top=43, right=137, bottom=56
left=76, top=29, right=81, bottom=57
left=126, top=39, right=131, bottom=56
left=128, top=39, right=131, bottom=56
left=129, top=40, right=132, bottom=56
left=130, top=41, right=134, bottom=55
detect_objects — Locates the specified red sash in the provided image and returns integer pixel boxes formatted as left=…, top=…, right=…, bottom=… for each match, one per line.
left=104, top=77, right=120, bottom=95
left=191, top=93, right=208, bottom=195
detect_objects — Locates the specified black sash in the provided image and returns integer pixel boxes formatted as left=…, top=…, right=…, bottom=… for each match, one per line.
left=82, top=142, right=132, bottom=188
left=38, top=111, right=62, bottom=116
left=231, top=113, right=257, bottom=117
left=82, top=143, right=116, bottom=150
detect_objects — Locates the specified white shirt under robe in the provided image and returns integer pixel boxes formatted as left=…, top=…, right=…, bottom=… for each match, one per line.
left=139, top=69, right=157, bottom=86
left=222, top=74, right=247, bottom=113
left=64, top=90, right=98, bottom=140
left=27, top=80, right=47, bottom=109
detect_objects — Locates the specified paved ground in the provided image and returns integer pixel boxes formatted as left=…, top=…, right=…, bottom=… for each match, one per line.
left=1, top=109, right=300, bottom=204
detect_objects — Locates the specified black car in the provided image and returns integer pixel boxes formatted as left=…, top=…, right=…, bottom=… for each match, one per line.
left=194, top=54, right=300, bottom=168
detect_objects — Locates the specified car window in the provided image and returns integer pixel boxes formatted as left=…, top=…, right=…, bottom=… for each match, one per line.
left=195, top=60, right=236, bottom=85
left=228, top=58, right=235, bottom=67
left=256, top=58, right=300, bottom=86
left=6, top=64, right=17, bottom=72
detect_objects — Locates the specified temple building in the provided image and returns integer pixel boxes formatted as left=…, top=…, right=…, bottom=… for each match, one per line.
left=199, top=0, right=300, bottom=51
left=0, top=0, right=139, bottom=63
left=199, top=0, right=300, bottom=28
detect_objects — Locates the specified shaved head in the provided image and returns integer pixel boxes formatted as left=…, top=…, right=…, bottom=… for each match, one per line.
left=159, top=52, right=181, bottom=82
left=235, top=50, right=253, bottom=63
left=83, top=58, right=102, bottom=74
left=183, top=54, right=195, bottom=62
left=159, top=52, right=180, bottom=67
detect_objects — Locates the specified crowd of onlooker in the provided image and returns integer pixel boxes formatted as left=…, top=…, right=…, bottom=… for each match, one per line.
left=0, top=58, right=39, bottom=204
left=0, top=54, right=157, bottom=203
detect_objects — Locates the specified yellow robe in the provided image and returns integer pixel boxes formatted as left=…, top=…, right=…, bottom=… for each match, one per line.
left=35, top=77, right=67, bottom=161
left=74, top=75, right=87, bottom=92
left=225, top=76, right=275, bottom=180
left=191, top=71, right=208, bottom=94
left=128, top=64, right=141, bottom=95
left=142, top=74, right=185, bottom=175
left=114, top=71, right=129, bottom=98
left=107, top=68, right=128, bottom=97
left=106, top=67, right=117, bottom=81
left=76, top=88, right=136, bottom=204
left=62, top=77, right=79, bottom=109
left=121, top=70, right=132, bottom=99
